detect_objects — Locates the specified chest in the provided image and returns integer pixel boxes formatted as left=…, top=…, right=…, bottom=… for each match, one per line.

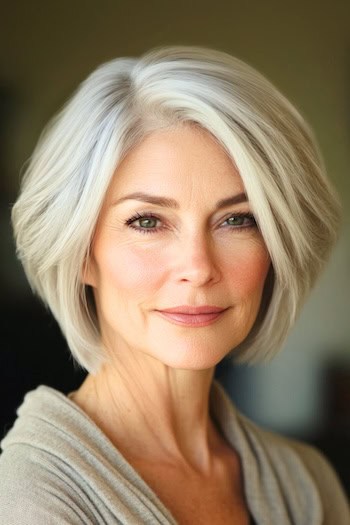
left=133, top=460, right=250, bottom=525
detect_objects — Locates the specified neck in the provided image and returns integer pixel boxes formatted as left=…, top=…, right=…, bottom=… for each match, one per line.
left=70, top=353, right=222, bottom=473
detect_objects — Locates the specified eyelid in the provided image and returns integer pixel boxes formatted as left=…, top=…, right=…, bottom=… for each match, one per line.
left=125, top=211, right=162, bottom=224
left=217, top=209, right=254, bottom=225
left=125, top=210, right=256, bottom=234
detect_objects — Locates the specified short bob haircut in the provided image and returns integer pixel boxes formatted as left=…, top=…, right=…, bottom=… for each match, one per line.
left=12, top=45, right=341, bottom=373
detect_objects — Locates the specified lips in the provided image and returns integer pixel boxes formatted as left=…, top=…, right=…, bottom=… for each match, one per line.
left=157, top=305, right=226, bottom=314
left=155, top=305, right=228, bottom=327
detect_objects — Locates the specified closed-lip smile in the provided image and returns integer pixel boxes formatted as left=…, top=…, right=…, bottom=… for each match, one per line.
left=154, top=305, right=229, bottom=327
left=156, top=305, right=227, bottom=314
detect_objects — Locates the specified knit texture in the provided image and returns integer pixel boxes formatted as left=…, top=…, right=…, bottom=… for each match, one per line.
left=0, top=381, right=349, bottom=524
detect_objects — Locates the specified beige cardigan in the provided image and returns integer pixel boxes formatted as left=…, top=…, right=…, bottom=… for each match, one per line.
left=0, top=381, right=349, bottom=524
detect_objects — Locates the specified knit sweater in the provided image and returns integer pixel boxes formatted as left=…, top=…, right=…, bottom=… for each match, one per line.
left=0, top=381, right=348, bottom=524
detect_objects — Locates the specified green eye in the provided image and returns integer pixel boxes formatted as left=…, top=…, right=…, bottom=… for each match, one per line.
left=226, top=216, right=245, bottom=226
left=224, top=213, right=256, bottom=229
left=125, top=213, right=161, bottom=234
left=138, top=217, right=158, bottom=229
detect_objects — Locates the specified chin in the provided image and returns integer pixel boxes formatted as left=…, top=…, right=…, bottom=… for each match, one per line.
left=147, top=344, right=231, bottom=371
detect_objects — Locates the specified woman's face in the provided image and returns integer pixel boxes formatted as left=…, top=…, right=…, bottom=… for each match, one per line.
left=85, top=125, right=271, bottom=370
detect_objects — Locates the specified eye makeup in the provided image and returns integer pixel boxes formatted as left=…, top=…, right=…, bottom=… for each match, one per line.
left=124, top=211, right=257, bottom=235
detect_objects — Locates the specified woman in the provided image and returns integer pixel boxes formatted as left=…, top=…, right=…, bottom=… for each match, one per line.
left=1, top=45, right=348, bottom=524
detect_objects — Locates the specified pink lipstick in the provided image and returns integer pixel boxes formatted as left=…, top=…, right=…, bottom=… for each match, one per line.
left=155, top=305, right=228, bottom=327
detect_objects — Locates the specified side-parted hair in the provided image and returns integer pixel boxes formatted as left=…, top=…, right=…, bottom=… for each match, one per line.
left=12, top=45, right=341, bottom=373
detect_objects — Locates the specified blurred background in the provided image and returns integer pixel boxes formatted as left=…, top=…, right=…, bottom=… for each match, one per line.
left=1, top=0, right=349, bottom=494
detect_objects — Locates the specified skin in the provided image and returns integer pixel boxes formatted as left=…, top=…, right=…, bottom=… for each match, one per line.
left=71, top=124, right=271, bottom=521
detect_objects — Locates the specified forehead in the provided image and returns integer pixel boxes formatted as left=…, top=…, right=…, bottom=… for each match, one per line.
left=106, top=125, right=245, bottom=205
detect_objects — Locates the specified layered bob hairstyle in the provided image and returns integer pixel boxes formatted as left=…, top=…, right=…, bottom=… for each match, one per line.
left=12, top=45, right=341, bottom=373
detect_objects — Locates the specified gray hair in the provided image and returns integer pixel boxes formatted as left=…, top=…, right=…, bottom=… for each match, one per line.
left=12, top=45, right=341, bottom=373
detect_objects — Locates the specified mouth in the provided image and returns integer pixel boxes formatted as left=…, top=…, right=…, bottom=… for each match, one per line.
left=154, top=306, right=229, bottom=327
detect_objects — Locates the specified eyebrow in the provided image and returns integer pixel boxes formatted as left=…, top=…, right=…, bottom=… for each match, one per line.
left=112, top=191, right=248, bottom=210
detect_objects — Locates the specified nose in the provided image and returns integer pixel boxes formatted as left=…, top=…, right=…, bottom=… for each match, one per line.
left=174, top=231, right=221, bottom=287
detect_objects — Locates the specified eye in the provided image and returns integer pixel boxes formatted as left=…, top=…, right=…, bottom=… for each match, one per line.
left=125, top=212, right=162, bottom=234
left=223, top=213, right=256, bottom=229
left=136, top=217, right=158, bottom=229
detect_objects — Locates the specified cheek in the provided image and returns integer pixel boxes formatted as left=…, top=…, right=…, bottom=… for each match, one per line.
left=97, top=243, right=163, bottom=296
left=224, top=246, right=270, bottom=299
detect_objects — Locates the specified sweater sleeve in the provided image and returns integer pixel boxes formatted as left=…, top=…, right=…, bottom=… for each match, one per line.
left=0, top=445, right=101, bottom=525
left=290, top=441, right=350, bottom=525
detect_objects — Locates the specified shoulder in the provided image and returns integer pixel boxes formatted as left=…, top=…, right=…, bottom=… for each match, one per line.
left=0, top=441, right=97, bottom=524
left=0, top=386, right=168, bottom=525
left=213, top=380, right=349, bottom=522
left=285, top=437, right=350, bottom=522
left=0, top=386, right=98, bottom=524
left=240, top=413, right=350, bottom=523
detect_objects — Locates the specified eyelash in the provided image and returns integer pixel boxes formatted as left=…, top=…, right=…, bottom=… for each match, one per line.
left=125, top=211, right=257, bottom=235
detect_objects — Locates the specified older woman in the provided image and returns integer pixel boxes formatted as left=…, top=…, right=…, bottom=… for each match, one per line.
left=0, top=46, right=348, bottom=524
